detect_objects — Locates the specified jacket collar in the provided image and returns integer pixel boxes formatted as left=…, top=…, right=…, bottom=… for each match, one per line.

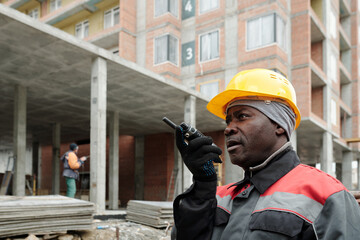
left=228, top=142, right=300, bottom=194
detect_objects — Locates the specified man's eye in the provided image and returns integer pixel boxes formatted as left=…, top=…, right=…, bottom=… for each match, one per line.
left=235, top=113, right=248, bottom=120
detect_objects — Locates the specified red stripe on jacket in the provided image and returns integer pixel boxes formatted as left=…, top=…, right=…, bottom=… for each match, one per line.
left=261, top=164, right=347, bottom=205
left=217, top=183, right=249, bottom=199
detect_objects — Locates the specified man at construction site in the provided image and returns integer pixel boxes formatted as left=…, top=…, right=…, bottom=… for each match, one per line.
left=61, top=143, right=87, bottom=198
left=172, top=69, right=360, bottom=239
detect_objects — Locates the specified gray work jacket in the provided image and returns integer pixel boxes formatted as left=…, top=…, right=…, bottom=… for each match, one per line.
left=173, top=147, right=360, bottom=239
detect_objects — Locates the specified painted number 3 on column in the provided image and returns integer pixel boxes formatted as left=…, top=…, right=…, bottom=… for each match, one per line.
left=186, top=48, right=193, bottom=60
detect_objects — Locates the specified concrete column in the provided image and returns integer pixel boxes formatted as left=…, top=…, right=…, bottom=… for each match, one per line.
left=321, top=84, right=334, bottom=177
left=90, top=57, right=107, bottom=212
left=134, top=136, right=145, bottom=200
left=320, top=131, right=335, bottom=176
left=320, top=0, right=335, bottom=178
left=109, top=111, right=119, bottom=209
left=224, top=138, right=243, bottom=184
left=223, top=1, right=242, bottom=186
left=136, top=0, right=146, bottom=67
left=342, top=151, right=353, bottom=189
left=358, top=159, right=360, bottom=190
left=181, top=16, right=196, bottom=88
left=183, top=95, right=196, bottom=190
left=290, top=130, right=297, bottom=152
left=13, top=85, right=26, bottom=196
left=52, top=123, right=60, bottom=194
left=224, top=0, right=238, bottom=86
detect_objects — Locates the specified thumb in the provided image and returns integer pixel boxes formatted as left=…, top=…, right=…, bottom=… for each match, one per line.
left=213, top=155, right=223, bottom=164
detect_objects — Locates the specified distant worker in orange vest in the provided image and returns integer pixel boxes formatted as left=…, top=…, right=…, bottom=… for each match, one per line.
left=60, top=143, right=87, bottom=198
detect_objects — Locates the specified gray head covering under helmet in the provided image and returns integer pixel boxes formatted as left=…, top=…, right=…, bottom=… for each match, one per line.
left=226, top=99, right=296, bottom=140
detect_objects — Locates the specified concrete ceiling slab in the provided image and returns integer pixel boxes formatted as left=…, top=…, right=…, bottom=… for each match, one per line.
left=0, top=5, right=225, bottom=149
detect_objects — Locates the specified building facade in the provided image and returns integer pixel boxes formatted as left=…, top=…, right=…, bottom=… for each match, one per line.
left=2, top=0, right=360, bottom=204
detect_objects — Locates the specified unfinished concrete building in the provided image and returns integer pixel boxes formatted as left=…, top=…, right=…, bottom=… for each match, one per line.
left=1, top=0, right=360, bottom=212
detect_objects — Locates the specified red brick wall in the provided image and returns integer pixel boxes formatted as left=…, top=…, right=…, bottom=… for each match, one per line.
left=41, top=0, right=47, bottom=17
left=117, top=136, right=135, bottom=206
left=119, top=0, right=136, bottom=62
left=291, top=0, right=311, bottom=67
left=292, top=67, right=311, bottom=118
left=40, top=145, right=53, bottom=192
left=144, top=133, right=174, bottom=201
left=291, top=1, right=311, bottom=120
left=120, top=0, right=136, bottom=33
left=119, top=31, right=136, bottom=62
left=311, top=41, right=323, bottom=69
left=291, top=0, right=309, bottom=14
left=311, top=86, right=324, bottom=119
left=291, top=15, right=311, bottom=66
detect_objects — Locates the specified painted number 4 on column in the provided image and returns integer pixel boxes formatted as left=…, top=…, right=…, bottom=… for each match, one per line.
left=185, top=0, right=192, bottom=12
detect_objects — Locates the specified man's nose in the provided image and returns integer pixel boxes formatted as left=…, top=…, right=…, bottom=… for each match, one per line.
left=224, top=122, right=238, bottom=136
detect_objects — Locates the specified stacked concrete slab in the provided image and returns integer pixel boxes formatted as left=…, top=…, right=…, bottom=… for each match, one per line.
left=0, top=195, right=95, bottom=238
left=126, top=200, right=173, bottom=228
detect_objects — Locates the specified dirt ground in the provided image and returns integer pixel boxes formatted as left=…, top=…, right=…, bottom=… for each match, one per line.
left=4, top=219, right=172, bottom=240
left=82, top=219, right=171, bottom=240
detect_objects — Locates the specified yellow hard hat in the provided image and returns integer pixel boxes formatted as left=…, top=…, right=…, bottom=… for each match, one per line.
left=207, top=68, right=301, bottom=129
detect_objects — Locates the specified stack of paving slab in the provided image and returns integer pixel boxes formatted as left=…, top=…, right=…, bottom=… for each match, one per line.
left=0, top=195, right=95, bottom=238
left=126, top=200, right=173, bottom=228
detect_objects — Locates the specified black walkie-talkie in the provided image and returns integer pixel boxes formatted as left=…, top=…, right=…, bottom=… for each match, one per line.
left=162, top=117, right=204, bottom=142
left=162, top=117, right=222, bottom=162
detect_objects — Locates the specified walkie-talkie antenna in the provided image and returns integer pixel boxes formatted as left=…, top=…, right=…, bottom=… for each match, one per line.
left=162, top=117, right=177, bottom=129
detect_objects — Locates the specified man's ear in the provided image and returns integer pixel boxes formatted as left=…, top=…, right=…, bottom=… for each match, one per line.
left=275, top=125, right=286, bottom=136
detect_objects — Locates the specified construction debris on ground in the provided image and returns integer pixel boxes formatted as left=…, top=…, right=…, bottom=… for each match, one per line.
left=0, top=195, right=95, bottom=238
left=0, top=196, right=173, bottom=240
left=126, top=200, right=174, bottom=228
left=2, top=219, right=172, bottom=240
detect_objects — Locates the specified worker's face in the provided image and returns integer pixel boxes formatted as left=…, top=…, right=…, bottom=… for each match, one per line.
left=224, top=105, right=280, bottom=170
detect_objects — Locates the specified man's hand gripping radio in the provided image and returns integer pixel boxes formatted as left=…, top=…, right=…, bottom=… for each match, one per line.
left=162, top=117, right=222, bottom=181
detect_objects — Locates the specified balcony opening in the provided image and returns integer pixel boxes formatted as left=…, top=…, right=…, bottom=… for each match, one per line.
left=340, top=58, right=352, bottom=108
left=311, top=41, right=323, bottom=70
left=311, top=0, right=323, bottom=23
left=311, top=86, right=324, bottom=120
left=340, top=49, right=351, bottom=73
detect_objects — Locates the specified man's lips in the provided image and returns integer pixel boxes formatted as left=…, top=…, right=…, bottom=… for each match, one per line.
left=226, top=139, right=242, bottom=151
